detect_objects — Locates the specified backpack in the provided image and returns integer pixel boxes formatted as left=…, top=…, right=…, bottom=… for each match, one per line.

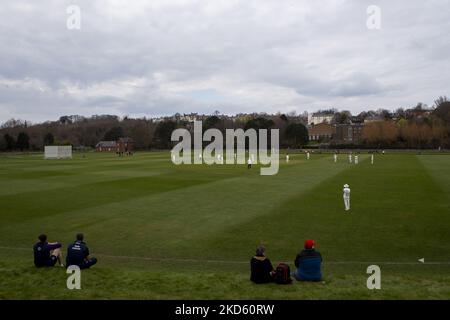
left=274, top=263, right=292, bottom=284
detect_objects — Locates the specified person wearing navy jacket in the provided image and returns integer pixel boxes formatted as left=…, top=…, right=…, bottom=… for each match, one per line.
left=66, top=233, right=98, bottom=269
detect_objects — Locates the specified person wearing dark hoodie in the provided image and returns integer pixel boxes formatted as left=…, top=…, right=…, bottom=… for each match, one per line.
left=294, top=239, right=323, bottom=281
left=250, top=246, right=275, bottom=284
left=33, top=234, right=64, bottom=268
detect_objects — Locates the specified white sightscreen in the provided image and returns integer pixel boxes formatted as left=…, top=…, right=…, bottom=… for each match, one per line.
left=44, top=146, right=72, bottom=159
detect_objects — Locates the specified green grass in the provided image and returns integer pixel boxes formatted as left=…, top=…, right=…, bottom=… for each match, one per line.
left=0, top=151, right=449, bottom=299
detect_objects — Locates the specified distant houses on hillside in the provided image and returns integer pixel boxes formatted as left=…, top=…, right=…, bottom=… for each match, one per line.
left=156, top=111, right=368, bottom=145
left=306, top=110, right=366, bottom=145
left=307, top=111, right=335, bottom=125
left=2, top=101, right=446, bottom=152
left=308, top=123, right=365, bottom=144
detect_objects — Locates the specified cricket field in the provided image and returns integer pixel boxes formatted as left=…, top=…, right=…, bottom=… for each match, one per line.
left=0, top=151, right=449, bottom=299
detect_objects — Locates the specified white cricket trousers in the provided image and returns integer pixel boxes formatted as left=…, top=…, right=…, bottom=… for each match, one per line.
left=344, top=196, right=350, bottom=211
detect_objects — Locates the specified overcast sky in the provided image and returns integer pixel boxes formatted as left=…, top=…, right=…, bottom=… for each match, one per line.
left=0, top=0, right=449, bottom=123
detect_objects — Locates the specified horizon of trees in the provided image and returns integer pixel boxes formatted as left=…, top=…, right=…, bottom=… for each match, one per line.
left=1, top=97, right=449, bottom=151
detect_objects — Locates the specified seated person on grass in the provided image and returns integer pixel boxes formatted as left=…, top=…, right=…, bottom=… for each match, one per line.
left=294, top=239, right=322, bottom=281
left=250, top=246, right=275, bottom=284
left=33, top=234, right=64, bottom=268
left=66, top=233, right=98, bottom=269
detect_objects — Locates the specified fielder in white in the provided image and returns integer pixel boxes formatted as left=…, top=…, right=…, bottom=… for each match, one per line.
left=343, top=184, right=351, bottom=211
left=371, top=154, right=374, bottom=165
left=334, top=153, right=337, bottom=163
left=286, top=154, right=290, bottom=163
left=307, top=152, right=310, bottom=160
left=348, top=154, right=353, bottom=164
left=355, top=155, right=359, bottom=164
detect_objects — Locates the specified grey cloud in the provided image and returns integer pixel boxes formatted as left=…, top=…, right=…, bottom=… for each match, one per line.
left=0, top=0, right=449, bottom=122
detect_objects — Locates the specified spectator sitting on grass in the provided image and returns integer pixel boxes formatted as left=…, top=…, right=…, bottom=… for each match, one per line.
left=294, top=239, right=322, bottom=281
left=66, top=233, right=98, bottom=269
left=250, top=246, right=275, bottom=284
left=33, top=234, right=64, bottom=268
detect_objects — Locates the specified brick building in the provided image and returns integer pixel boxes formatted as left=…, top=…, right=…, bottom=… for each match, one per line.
left=96, top=137, right=134, bottom=153
left=333, top=124, right=364, bottom=144
left=95, top=141, right=117, bottom=152
left=308, top=123, right=335, bottom=141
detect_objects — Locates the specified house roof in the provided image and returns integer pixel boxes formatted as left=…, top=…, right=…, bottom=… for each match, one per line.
left=312, top=111, right=335, bottom=116
left=96, top=141, right=117, bottom=148
left=364, top=116, right=384, bottom=122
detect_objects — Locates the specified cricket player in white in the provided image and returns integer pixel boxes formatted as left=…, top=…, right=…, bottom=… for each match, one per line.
left=348, top=154, right=352, bottom=164
left=334, top=153, right=337, bottom=163
left=286, top=154, right=290, bottom=163
left=307, top=152, right=310, bottom=160
left=343, top=184, right=351, bottom=211
left=371, top=154, right=374, bottom=165
left=355, top=155, right=359, bottom=164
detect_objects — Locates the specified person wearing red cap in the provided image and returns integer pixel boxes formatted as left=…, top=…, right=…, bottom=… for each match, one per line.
left=293, top=240, right=323, bottom=281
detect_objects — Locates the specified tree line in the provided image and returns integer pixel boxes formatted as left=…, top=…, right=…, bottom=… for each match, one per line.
left=360, top=99, right=450, bottom=149
left=0, top=113, right=309, bottom=151
left=1, top=97, right=449, bottom=151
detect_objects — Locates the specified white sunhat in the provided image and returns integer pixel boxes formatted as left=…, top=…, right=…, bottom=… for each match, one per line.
left=344, top=184, right=349, bottom=188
